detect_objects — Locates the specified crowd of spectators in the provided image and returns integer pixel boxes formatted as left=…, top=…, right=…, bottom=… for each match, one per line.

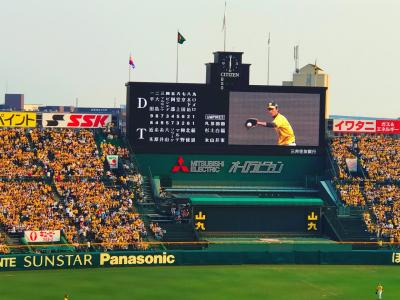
left=150, top=222, right=164, bottom=240
left=171, top=203, right=191, bottom=223
left=55, top=180, right=148, bottom=250
left=0, top=128, right=43, bottom=178
left=330, top=136, right=357, bottom=180
left=331, top=134, right=400, bottom=243
left=0, top=232, right=10, bottom=254
left=357, top=135, right=400, bottom=181
left=100, top=141, right=130, bottom=160
left=0, top=127, right=152, bottom=253
left=0, top=181, right=77, bottom=240
left=363, top=182, right=400, bottom=242
left=29, top=128, right=104, bottom=179
left=335, top=182, right=366, bottom=207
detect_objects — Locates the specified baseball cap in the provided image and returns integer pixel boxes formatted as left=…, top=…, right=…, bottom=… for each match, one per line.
left=267, top=102, right=278, bottom=110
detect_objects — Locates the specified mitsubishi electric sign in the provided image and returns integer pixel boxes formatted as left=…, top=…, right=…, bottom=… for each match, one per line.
left=190, top=160, right=224, bottom=173
left=228, top=160, right=284, bottom=174
left=171, top=156, right=283, bottom=174
left=171, top=157, right=224, bottom=173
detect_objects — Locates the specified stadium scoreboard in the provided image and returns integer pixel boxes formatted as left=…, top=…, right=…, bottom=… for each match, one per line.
left=127, top=83, right=326, bottom=156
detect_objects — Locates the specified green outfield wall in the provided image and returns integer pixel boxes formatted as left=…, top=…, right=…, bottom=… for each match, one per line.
left=1, top=250, right=400, bottom=271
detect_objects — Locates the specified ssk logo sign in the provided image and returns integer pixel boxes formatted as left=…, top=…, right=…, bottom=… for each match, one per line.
left=171, top=157, right=224, bottom=173
left=42, top=113, right=111, bottom=128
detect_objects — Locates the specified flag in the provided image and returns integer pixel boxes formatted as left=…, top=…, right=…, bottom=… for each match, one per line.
left=177, top=32, right=186, bottom=44
left=268, top=32, right=271, bottom=46
left=129, top=54, right=135, bottom=69
left=222, top=1, right=226, bottom=31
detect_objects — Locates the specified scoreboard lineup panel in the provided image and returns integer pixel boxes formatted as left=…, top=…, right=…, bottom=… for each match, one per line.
left=127, top=82, right=326, bottom=156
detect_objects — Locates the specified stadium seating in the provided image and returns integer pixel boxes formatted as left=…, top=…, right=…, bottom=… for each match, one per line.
left=330, top=134, right=400, bottom=243
left=0, top=232, right=10, bottom=254
left=0, top=128, right=44, bottom=178
left=329, top=136, right=357, bottom=180
left=0, top=127, right=151, bottom=253
left=2, top=125, right=397, bottom=252
left=357, top=135, right=400, bottom=181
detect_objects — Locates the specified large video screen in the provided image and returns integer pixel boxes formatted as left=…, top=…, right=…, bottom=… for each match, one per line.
left=228, top=92, right=320, bottom=146
left=127, top=82, right=325, bottom=155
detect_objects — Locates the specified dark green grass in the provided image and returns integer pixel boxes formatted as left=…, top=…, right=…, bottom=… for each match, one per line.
left=0, top=265, right=398, bottom=300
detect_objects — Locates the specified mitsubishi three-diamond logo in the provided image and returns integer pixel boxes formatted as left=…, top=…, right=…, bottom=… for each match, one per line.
left=171, top=156, right=190, bottom=173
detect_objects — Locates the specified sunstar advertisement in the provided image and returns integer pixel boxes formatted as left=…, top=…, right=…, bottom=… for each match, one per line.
left=0, top=252, right=176, bottom=271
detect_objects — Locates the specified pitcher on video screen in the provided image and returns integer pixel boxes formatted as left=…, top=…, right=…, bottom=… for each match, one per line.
left=245, top=101, right=296, bottom=146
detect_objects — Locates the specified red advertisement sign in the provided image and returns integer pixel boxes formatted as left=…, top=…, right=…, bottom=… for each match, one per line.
left=334, top=119, right=400, bottom=134
left=42, top=113, right=111, bottom=128
left=333, top=119, right=376, bottom=133
left=376, top=120, right=400, bottom=133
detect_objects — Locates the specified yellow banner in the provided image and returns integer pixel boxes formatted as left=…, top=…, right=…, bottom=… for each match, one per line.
left=0, top=112, right=37, bottom=127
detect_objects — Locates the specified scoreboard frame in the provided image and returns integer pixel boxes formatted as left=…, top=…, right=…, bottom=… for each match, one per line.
left=126, top=82, right=326, bottom=156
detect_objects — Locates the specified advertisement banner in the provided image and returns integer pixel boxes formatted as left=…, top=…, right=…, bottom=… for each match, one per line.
left=376, top=120, right=400, bottom=133
left=24, top=230, right=61, bottom=243
left=333, top=119, right=376, bottom=133
left=334, top=119, right=400, bottom=134
left=345, top=158, right=358, bottom=172
left=106, top=155, right=118, bottom=169
left=0, top=250, right=400, bottom=271
left=42, top=113, right=111, bottom=128
left=0, top=112, right=36, bottom=128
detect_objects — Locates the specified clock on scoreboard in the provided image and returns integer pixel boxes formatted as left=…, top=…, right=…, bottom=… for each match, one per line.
left=205, top=51, right=250, bottom=91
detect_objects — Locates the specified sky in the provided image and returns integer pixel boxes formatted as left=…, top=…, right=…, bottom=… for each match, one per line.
left=0, top=0, right=399, bottom=118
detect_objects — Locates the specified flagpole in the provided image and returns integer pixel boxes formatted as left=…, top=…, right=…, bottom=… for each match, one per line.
left=267, top=33, right=270, bottom=85
left=223, top=1, right=227, bottom=51
left=224, top=26, right=226, bottom=51
left=176, top=30, right=179, bottom=83
left=314, top=59, right=317, bottom=87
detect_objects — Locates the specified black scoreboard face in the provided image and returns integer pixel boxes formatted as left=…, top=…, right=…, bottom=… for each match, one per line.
left=126, top=82, right=326, bottom=155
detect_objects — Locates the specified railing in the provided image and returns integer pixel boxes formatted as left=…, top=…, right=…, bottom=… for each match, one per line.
left=325, top=146, right=339, bottom=179
left=337, top=206, right=350, bottom=216
left=323, top=206, right=346, bottom=240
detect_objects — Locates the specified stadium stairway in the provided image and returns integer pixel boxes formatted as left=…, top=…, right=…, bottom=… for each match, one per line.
left=160, top=222, right=204, bottom=250
left=141, top=176, right=154, bottom=203
left=134, top=176, right=202, bottom=250
left=338, top=209, right=378, bottom=249
left=5, top=232, right=27, bottom=254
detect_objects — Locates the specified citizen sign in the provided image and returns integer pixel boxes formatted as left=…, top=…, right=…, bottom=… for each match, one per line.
left=42, top=113, right=112, bottom=128
left=220, top=72, right=240, bottom=78
left=228, top=161, right=284, bottom=174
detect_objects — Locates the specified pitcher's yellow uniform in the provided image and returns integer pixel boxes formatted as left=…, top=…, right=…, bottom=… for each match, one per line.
left=272, top=113, right=295, bottom=145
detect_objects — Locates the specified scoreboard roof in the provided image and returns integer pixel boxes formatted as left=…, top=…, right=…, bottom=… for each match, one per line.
left=190, top=197, right=323, bottom=206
